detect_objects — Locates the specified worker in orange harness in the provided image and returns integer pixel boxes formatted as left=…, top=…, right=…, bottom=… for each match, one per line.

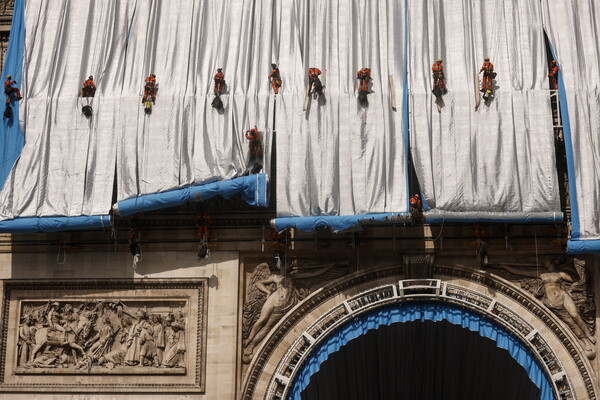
left=357, top=67, right=371, bottom=105
left=4, top=75, right=22, bottom=104
left=431, top=59, right=447, bottom=97
left=212, top=68, right=225, bottom=110
left=142, top=73, right=157, bottom=104
left=80, top=76, right=96, bottom=98
left=548, top=60, right=559, bottom=90
left=213, top=68, right=225, bottom=95
left=245, top=126, right=263, bottom=174
left=268, top=63, right=282, bottom=94
left=195, top=212, right=212, bottom=243
left=308, top=67, right=323, bottom=96
left=195, top=211, right=212, bottom=260
left=409, top=194, right=422, bottom=224
left=479, top=57, right=495, bottom=99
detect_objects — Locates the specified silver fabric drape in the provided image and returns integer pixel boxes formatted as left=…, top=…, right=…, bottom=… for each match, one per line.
left=275, top=0, right=408, bottom=217
left=543, top=0, right=600, bottom=240
left=0, top=0, right=274, bottom=219
left=408, top=0, right=560, bottom=215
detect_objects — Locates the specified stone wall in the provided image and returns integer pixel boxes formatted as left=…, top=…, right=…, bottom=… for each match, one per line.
left=0, top=250, right=240, bottom=400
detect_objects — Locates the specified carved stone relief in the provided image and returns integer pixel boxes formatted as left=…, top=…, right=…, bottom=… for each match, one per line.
left=16, top=299, right=187, bottom=373
left=489, top=256, right=596, bottom=359
left=0, top=279, right=207, bottom=393
left=242, top=257, right=349, bottom=363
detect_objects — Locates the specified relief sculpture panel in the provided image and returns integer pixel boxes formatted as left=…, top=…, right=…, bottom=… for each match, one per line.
left=16, top=299, right=187, bottom=373
left=491, top=257, right=596, bottom=359
left=242, top=255, right=349, bottom=363
left=0, top=279, right=207, bottom=393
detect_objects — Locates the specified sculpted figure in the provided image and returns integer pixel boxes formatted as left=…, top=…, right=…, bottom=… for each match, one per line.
left=86, top=316, right=115, bottom=360
left=162, top=321, right=185, bottom=368
left=17, top=315, right=34, bottom=366
left=242, top=259, right=348, bottom=363
left=500, top=258, right=596, bottom=358
left=152, top=314, right=166, bottom=366
left=124, top=309, right=155, bottom=366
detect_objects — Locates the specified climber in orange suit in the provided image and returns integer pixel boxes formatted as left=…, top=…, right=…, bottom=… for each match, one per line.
left=143, top=73, right=157, bottom=103
left=357, top=68, right=371, bottom=93
left=548, top=60, right=559, bottom=90
left=308, top=67, right=323, bottom=96
left=4, top=75, right=22, bottom=104
left=268, top=63, right=282, bottom=94
left=214, top=68, right=225, bottom=95
left=479, top=57, right=495, bottom=92
left=80, top=75, right=96, bottom=98
left=432, top=59, right=447, bottom=94
left=357, top=68, right=371, bottom=106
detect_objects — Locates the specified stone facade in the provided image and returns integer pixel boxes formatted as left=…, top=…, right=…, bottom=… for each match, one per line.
left=0, top=250, right=239, bottom=400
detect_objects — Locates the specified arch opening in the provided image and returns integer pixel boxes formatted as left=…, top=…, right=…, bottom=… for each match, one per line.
left=288, top=302, right=554, bottom=400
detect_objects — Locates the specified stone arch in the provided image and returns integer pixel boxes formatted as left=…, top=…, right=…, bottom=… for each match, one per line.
left=241, top=264, right=599, bottom=400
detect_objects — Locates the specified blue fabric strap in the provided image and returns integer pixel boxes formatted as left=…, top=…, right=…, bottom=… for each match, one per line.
left=114, top=173, right=269, bottom=216
left=0, top=215, right=110, bottom=233
left=273, top=213, right=409, bottom=232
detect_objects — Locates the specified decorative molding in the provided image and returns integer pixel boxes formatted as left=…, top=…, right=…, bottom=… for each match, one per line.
left=0, top=279, right=208, bottom=392
left=403, top=254, right=434, bottom=279
left=265, top=280, right=574, bottom=400
left=241, top=264, right=597, bottom=400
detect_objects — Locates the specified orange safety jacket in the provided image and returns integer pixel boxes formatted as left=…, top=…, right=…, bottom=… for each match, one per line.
left=357, top=68, right=371, bottom=80
left=83, top=79, right=96, bottom=89
left=409, top=196, right=421, bottom=209
left=245, top=127, right=259, bottom=141
left=144, top=76, right=156, bottom=89
left=548, top=65, right=559, bottom=77
left=480, top=61, right=494, bottom=74
left=432, top=63, right=444, bottom=75
left=269, top=68, right=281, bottom=80
left=214, top=72, right=225, bottom=82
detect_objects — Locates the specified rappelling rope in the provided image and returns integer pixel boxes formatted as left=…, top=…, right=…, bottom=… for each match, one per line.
left=535, top=228, right=540, bottom=277
left=56, top=235, right=66, bottom=265
left=89, top=0, right=106, bottom=86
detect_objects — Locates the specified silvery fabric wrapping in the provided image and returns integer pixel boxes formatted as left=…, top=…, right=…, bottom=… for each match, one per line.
left=408, top=0, right=560, bottom=215
left=543, top=0, right=600, bottom=240
left=0, top=0, right=274, bottom=219
left=275, top=0, right=408, bottom=217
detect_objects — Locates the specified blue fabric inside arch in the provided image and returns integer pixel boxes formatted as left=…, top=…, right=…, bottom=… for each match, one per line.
left=288, top=302, right=554, bottom=400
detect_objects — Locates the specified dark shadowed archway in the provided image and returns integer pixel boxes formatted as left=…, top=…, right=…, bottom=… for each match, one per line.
left=302, top=320, right=540, bottom=400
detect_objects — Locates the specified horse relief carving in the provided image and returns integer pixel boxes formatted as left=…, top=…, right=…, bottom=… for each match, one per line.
left=17, top=300, right=188, bottom=372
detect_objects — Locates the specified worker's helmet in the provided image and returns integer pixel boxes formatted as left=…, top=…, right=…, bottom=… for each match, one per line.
left=414, top=194, right=420, bottom=199
left=436, top=58, right=442, bottom=63
left=271, top=63, right=277, bottom=68
left=151, top=73, right=156, bottom=78
left=484, top=57, right=490, bottom=61
left=551, top=60, right=557, bottom=64
left=6, top=75, right=11, bottom=79
left=88, top=75, right=93, bottom=80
